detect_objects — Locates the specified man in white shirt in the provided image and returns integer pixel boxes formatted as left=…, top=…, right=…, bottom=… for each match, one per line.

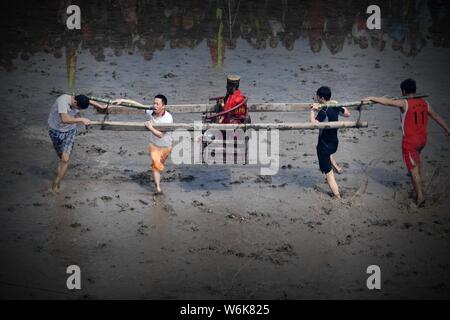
left=113, top=94, right=173, bottom=194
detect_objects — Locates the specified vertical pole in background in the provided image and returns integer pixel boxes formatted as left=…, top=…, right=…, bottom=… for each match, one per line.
left=66, top=46, right=77, bottom=90
left=216, top=7, right=224, bottom=67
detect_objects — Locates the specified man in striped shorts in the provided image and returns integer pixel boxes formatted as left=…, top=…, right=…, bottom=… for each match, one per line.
left=48, top=94, right=107, bottom=193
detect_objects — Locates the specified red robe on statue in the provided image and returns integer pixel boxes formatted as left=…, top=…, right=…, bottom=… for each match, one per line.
left=222, top=89, right=247, bottom=123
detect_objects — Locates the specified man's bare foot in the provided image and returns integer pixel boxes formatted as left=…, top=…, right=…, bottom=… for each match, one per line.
left=416, top=194, right=425, bottom=208
left=154, top=186, right=163, bottom=195
left=328, top=191, right=341, bottom=199
left=51, top=182, right=61, bottom=194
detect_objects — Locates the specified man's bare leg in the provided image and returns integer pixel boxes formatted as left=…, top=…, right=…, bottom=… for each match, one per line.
left=410, top=165, right=425, bottom=206
left=330, top=155, right=342, bottom=174
left=152, top=169, right=162, bottom=194
left=326, top=170, right=341, bottom=198
left=52, top=152, right=70, bottom=193
left=418, top=160, right=423, bottom=181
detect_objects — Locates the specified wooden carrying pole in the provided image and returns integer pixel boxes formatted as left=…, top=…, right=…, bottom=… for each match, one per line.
left=92, top=95, right=428, bottom=115
left=100, top=102, right=372, bottom=115
left=52, top=91, right=427, bottom=114
left=88, top=121, right=368, bottom=131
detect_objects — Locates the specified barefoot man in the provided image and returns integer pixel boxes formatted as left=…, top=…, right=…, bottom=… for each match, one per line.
left=113, top=94, right=173, bottom=194
left=364, top=78, right=450, bottom=206
left=48, top=94, right=107, bottom=193
left=310, top=86, right=350, bottom=198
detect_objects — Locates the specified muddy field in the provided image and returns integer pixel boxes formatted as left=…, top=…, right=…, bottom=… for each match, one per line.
left=0, top=0, right=450, bottom=299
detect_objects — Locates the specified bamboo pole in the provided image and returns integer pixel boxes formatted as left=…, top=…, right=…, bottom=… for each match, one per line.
left=51, top=91, right=427, bottom=114
left=86, top=96, right=150, bottom=110
left=101, top=102, right=372, bottom=115
left=88, top=120, right=368, bottom=131
left=91, top=95, right=428, bottom=114
left=100, top=104, right=210, bottom=114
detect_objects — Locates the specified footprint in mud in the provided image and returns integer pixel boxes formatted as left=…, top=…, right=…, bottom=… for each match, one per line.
left=394, top=188, right=419, bottom=212
left=226, top=213, right=250, bottom=223
left=130, top=171, right=152, bottom=186
left=118, top=147, right=128, bottom=156
left=178, top=219, right=200, bottom=232
left=137, top=221, right=149, bottom=236
left=162, top=204, right=176, bottom=215
left=313, top=185, right=334, bottom=199
left=192, top=200, right=205, bottom=208
left=101, top=195, right=113, bottom=201
left=85, top=145, right=107, bottom=154
left=86, top=198, right=98, bottom=208
left=400, top=222, right=413, bottom=230
left=201, top=191, right=211, bottom=197
left=367, top=219, right=395, bottom=227
left=255, top=175, right=272, bottom=184
left=116, top=203, right=131, bottom=212
left=162, top=72, right=177, bottom=79
left=337, top=235, right=353, bottom=246
left=321, top=206, right=332, bottom=215
left=303, top=220, right=323, bottom=229
left=70, top=222, right=82, bottom=228
left=230, top=243, right=297, bottom=265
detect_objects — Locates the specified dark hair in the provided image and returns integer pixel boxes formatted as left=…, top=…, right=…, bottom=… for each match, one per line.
left=316, top=86, right=332, bottom=101
left=154, top=94, right=167, bottom=106
left=400, top=78, right=416, bottom=94
left=74, top=95, right=90, bottom=109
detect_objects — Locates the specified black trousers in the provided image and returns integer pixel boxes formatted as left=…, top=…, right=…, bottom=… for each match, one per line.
left=316, top=140, right=338, bottom=174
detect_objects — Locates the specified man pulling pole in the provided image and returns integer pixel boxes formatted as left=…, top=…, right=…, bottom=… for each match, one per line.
left=47, top=94, right=108, bottom=193
left=112, top=94, right=173, bottom=195
left=310, top=86, right=351, bottom=199
left=364, top=78, right=450, bottom=206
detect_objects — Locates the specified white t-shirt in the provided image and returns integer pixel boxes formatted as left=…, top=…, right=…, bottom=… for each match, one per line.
left=48, top=94, right=79, bottom=132
left=145, top=110, right=173, bottom=147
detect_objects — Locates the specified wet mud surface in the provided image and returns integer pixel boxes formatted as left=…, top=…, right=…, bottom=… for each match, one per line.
left=0, top=0, right=449, bottom=299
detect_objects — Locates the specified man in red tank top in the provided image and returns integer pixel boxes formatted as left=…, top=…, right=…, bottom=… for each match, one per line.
left=401, top=97, right=429, bottom=173
left=364, top=79, right=450, bottom=206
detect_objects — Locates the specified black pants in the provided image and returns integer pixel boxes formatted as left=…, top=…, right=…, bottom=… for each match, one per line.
left=316, top=140, right=338, bottom=174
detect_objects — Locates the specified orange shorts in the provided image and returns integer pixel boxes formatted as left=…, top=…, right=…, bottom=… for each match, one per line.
left=149, top=143, right=172, bottom=173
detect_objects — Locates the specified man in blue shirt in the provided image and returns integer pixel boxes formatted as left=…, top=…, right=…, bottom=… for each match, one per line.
left=310, top=86, right=350, bottom=198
